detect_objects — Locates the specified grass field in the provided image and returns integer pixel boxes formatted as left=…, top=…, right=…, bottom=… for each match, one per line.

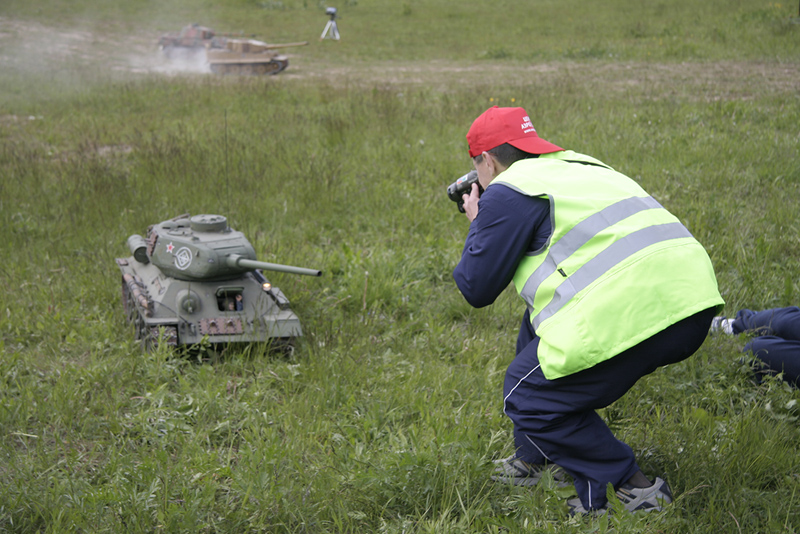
left=1, top=1, right=800, bottom=532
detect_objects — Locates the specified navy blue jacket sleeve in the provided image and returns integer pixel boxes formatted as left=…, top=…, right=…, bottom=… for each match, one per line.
left=453, top=184, right=551, bottom=308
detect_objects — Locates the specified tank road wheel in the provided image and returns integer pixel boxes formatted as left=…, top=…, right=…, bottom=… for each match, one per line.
left=269, top=337, right=296, bottom=356
left=266, top=59, right=288, bottom=75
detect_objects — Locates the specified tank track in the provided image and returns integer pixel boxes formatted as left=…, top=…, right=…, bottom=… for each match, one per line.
left=121, top=278, right=178, bottom=350
left=209, top=58, right=288, bottom=75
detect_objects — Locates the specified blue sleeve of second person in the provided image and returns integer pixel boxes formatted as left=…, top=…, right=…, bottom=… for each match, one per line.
left=453, top=184, right=551, bottom=308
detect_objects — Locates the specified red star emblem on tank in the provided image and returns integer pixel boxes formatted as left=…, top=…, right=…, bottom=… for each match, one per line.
left=166, top=242, right=174, bottom=254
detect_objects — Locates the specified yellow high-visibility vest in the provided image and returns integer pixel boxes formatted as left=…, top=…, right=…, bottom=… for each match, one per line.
left=492, top=151, right=724, bottom=379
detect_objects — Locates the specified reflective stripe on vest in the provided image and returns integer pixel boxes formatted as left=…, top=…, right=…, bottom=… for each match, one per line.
left=519, top=195, right=689, bottom=329
left=527, top=220, right=692, bottom=329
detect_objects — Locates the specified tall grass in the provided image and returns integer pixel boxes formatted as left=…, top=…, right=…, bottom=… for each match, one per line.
left=1, top=1, right=800, bottom=532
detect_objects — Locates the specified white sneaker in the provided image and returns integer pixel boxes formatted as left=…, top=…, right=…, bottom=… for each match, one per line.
left=710, top=316, right=734, bottom=335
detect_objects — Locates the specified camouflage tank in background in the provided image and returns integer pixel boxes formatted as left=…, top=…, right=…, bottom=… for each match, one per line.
left=157, top=24, right=308, bottom=75
left=206, top=38, right=309, bottom=75
left=115, top=214, right=321, bottom=352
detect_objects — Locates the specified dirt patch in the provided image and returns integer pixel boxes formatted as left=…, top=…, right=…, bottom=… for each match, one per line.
left=288, top=59, right=800, bottom=102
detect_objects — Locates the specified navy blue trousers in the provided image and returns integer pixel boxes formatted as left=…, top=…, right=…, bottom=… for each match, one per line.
left=733, top=307, right=800, bottom=386
left=504, top=307, right=716, bottom=510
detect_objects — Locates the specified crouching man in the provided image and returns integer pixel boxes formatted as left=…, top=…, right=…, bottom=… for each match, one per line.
left=453, top=106, right=724, bottom=514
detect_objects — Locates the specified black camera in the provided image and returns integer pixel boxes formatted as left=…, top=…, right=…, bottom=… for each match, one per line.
left=447, top=170, right=482, bottom=213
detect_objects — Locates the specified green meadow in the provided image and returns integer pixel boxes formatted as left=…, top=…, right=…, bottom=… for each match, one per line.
left=1, top=0, right=799, bottom=532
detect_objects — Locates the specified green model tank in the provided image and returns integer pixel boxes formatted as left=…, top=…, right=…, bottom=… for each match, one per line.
left=115, top=214, right=321, bottom=351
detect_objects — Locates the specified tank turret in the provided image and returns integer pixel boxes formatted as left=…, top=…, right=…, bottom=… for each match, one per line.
left=115, top=214, right=321, bottom=351
left=134, top=214, right=320, bottom=281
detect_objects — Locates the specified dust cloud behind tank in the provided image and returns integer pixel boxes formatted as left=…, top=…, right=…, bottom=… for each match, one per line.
left=115, top=214, right=321, bottom=352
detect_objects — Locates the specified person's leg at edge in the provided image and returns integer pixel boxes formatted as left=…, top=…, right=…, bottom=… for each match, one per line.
left=503, top=307, right=717, bottom=510
left=744, top=336, right=800, bottom=386
left=733, top=306, right=800, bottom=340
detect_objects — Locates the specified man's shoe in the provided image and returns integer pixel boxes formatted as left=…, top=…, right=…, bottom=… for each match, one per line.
left=710, top=316, right=734, bottom=335
left=568, top=477, right=673, bottom=515
left=491, top=455, right=569, bottom=487
left=615, top=477, right=673, bottom=511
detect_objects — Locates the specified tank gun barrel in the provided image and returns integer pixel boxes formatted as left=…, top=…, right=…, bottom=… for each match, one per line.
left=259, top=41, right=309, bottom=49
left=226, top=254, right=322, bottom=277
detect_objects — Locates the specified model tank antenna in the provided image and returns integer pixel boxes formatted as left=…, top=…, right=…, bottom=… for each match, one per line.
left=224, top=109, right=231, bottom=216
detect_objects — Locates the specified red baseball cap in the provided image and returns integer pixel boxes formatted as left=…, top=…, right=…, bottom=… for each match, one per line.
left=467, top=106, right=563, bottom=157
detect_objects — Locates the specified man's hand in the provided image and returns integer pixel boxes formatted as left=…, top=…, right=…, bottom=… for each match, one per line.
left=462, top=183, right=481, bottom=222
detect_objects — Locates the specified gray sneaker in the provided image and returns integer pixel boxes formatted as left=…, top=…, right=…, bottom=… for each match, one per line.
left=491, top=455, right=569, bottom=487
left=568, top=477, right=673, bottom=515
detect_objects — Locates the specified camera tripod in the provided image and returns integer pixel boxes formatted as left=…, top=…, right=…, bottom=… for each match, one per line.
left=320, top=12, right=340, bottom=40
